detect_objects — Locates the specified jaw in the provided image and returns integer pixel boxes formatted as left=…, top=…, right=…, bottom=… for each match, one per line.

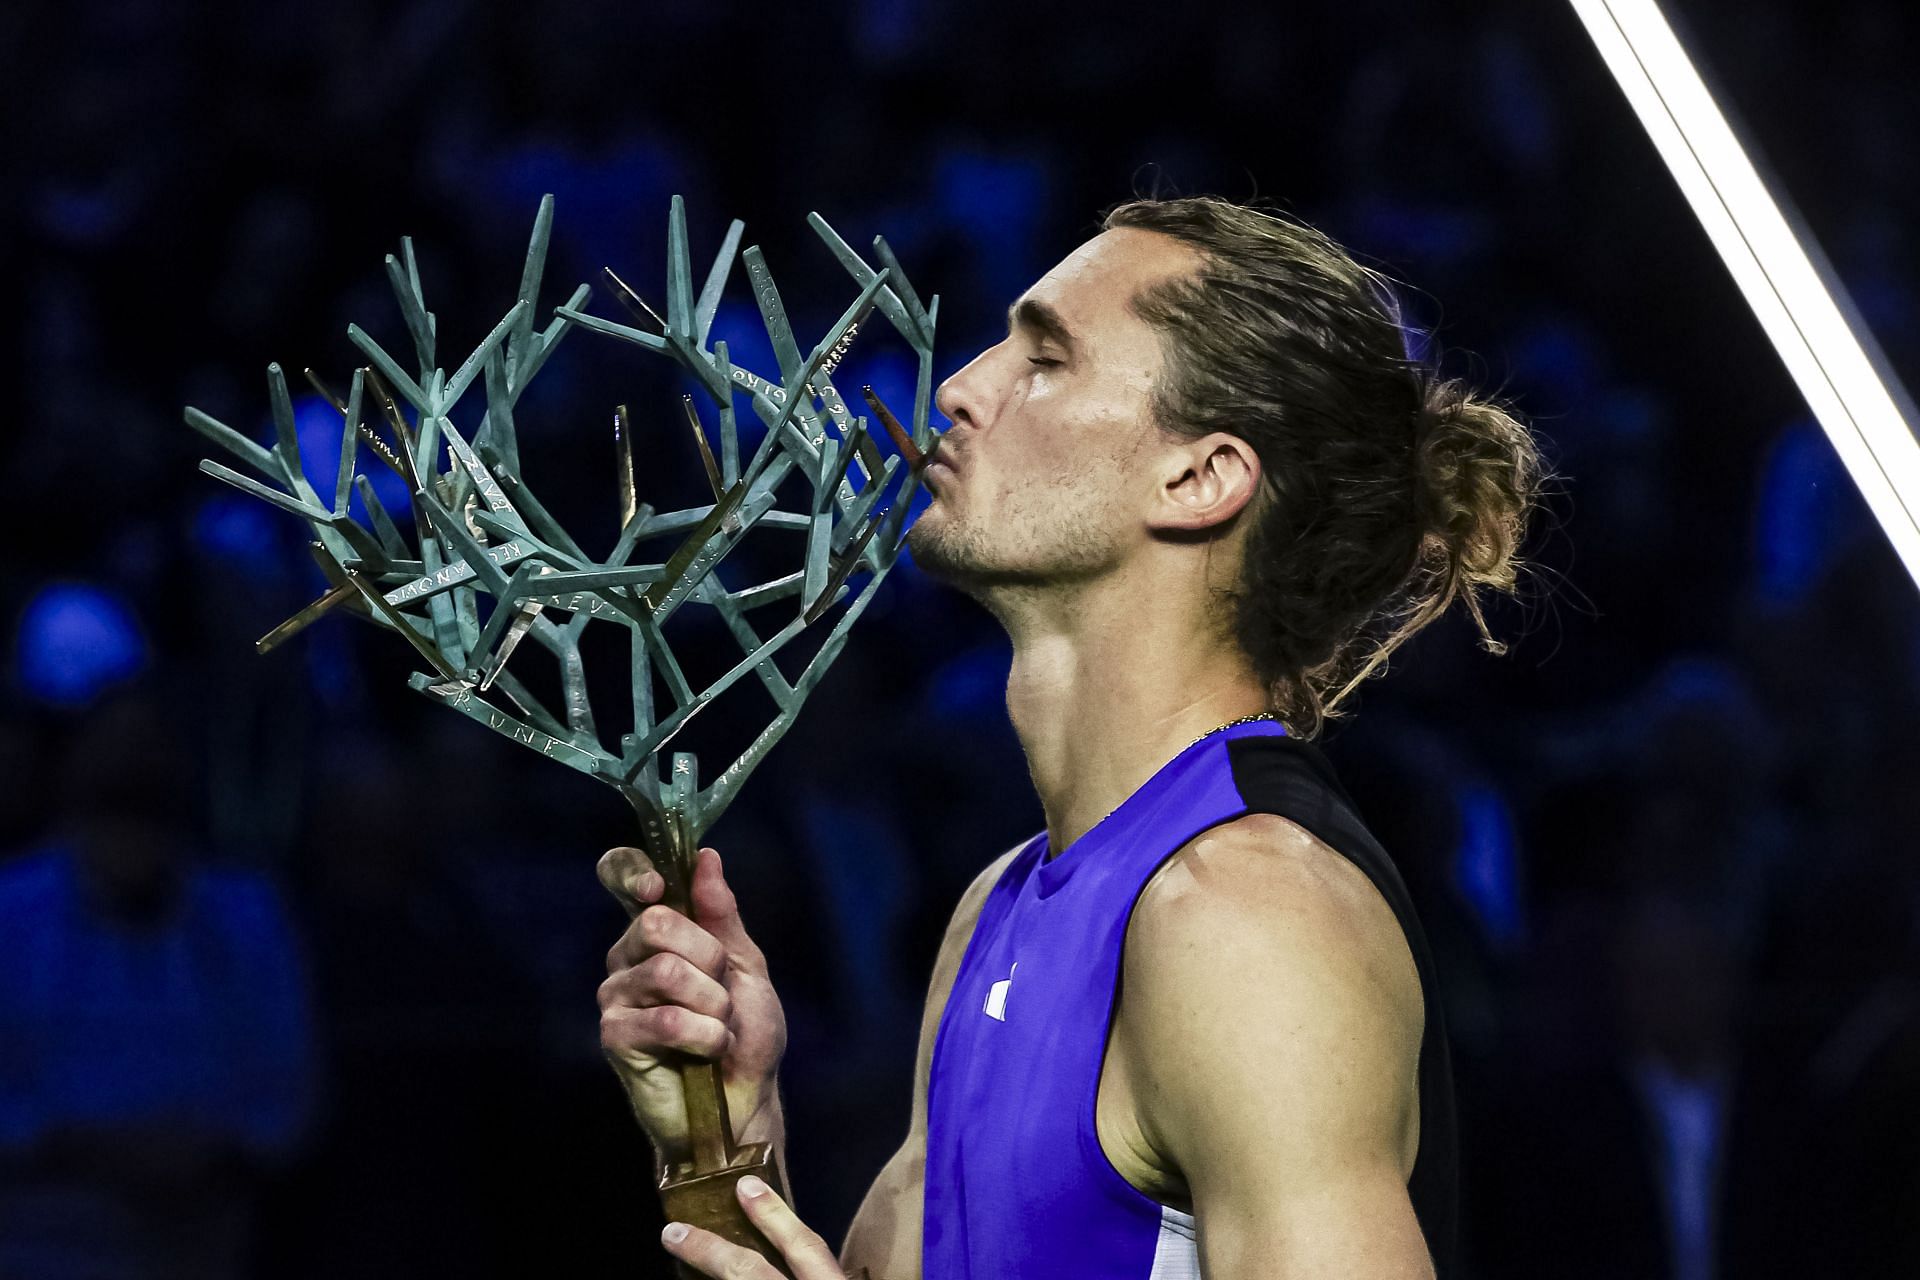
left=904, top=504, right=1000, bottom=601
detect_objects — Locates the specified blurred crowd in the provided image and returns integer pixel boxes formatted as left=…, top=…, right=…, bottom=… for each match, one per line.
left=4, top=0, right=1918, bottom=1276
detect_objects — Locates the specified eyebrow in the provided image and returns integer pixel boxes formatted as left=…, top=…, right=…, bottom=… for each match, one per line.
left=1006, top=297, right=1077, bottom=351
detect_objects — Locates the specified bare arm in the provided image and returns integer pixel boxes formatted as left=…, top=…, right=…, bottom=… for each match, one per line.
left=839, top=845, right=1022, bottom=1280
left=1121, top=813, right=1433, bottom=1279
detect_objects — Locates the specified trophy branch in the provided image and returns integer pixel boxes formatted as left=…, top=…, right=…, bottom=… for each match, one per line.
left=185, top=194, right=940, bottom=1274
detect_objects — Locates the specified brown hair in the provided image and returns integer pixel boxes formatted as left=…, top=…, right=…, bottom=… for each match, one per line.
left=1104, top=196, right=1544, bottom=737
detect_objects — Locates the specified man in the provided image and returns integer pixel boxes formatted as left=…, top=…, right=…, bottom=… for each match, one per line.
left=0, top=690, right=318, bottom=1280
left=598, top=195, right=1541, bottom=1278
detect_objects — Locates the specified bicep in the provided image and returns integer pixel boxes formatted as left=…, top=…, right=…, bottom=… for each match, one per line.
left=1125, top=819, right=1431, bottom=1277
left=841, top=1140, right=927, bottom=1280
left=1196, top=1165, right=1432, bottom=1278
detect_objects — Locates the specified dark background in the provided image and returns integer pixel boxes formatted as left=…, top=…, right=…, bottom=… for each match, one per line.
left=3, top=0, right=1918, bottom=1276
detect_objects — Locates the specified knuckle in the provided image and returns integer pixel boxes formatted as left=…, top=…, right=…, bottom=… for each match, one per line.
left=660, top=953, right=697, bottom=995
left=599, top=1008, right=638, bottom=1054
left=638, top=905, right=674, bottom=945
left=636, top=951, right=680, bottom=993
left=703, top=1018, right=731, bottom=1052
left=647, top=950, right=684, bottom=982
left=597, top=849, right=638, bottom=897
left=694, top=938, right=727, bottom=979
left=602, top=845, right=650, bottom=872
left=593, top=852, right=619, bottom=891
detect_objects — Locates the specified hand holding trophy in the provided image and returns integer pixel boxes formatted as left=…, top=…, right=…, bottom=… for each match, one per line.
left=598, top=843, right=790, bottom=1182
left=185, top=194, right=939, bottom=1275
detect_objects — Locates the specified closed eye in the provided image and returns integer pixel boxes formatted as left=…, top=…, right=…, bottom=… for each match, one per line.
left=1028, top=356, right=1061, bottom=368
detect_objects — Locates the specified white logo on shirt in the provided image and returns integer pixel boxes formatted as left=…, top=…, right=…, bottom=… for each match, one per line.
left=984, top=962, right=1018, bottom=1021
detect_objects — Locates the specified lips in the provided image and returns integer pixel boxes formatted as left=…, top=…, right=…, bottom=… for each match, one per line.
left=924, top=436, right=962, bottom=476
left=922, top=451, right=960, bottom=498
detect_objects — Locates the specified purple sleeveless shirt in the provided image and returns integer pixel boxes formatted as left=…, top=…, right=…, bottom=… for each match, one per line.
left=921, top=720, right=1458, bottom=1277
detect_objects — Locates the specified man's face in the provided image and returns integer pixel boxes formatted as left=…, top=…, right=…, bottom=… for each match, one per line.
left=908, top=227, right=1202, bottom=598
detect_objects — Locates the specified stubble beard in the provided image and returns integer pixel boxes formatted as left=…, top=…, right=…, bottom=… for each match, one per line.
left=906, top=487, right=1118, bottom=621
left=906, top=505, right=1003, bottom=597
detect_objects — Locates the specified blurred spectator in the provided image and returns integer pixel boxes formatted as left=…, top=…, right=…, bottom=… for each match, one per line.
left=261, top=732, right=551, bottom=1278
left=1467, top=887, right=1778, bottom=1280
left=0, top=690, right=316, bottom=1280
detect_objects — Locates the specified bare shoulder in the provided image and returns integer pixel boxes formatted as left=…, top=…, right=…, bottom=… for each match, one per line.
left=1115, top=817, right=1436, bottom=1280
left=1130, top=812, right=1423, bottom=1040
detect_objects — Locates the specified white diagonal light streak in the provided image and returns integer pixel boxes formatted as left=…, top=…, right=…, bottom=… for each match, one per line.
left=1569, top=0, right=1920, bottom=591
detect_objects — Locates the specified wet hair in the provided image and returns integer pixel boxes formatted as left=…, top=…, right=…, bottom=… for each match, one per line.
left=1104, top=196, right=1544, bottom=738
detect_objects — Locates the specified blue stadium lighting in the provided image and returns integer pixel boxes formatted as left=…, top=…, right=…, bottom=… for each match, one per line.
left=1451, top=781, right=1525, bottom=951
left=1753, top=420, right=1864, bottom=606
left=927, top=644, right=1011, bottom=722
left=284, top=392, right=409, bottom=526
left=12, top=582, right=149, bottom=707
left=193, top=494, right=286, bottom=573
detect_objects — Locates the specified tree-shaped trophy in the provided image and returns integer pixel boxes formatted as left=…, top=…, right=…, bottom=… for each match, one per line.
left=184, top=194, right=939, bottom=1272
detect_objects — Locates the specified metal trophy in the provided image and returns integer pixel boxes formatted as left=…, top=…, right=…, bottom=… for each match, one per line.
left=184, top=194, right=938, bottom=1270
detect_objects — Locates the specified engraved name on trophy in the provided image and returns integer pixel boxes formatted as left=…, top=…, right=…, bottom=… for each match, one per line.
left=185, top=194, right=939, bottom=1272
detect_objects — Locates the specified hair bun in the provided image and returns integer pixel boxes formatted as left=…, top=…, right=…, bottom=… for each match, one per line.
left=1406, top=375, right=1540, bottom=648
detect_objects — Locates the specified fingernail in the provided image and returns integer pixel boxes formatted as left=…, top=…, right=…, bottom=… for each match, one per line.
left=662, top=1222, right=689, bottom=1245
left=738, top=1175, right=767, bottom=1199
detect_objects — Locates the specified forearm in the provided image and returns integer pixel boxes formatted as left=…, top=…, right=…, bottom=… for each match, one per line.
left=839, top=1143, right=923, bottom=1280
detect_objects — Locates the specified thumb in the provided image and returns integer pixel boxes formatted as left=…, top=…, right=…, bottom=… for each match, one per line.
left=690, top=847, right=763, bottom=962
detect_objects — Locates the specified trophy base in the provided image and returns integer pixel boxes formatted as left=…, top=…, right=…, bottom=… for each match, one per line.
left=659, top=1142, right=789, bottom=1279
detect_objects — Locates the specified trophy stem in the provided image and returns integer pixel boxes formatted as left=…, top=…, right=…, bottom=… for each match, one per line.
left=621, top=787, right=792, bottom=1277
left=678, top=1059, right=734, bottom=1173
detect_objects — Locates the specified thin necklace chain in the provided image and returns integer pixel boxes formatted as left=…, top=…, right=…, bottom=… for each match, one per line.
left=1062, top=713, right=1284, bottom=854
left=1185, top=711, right=1279, bottom=749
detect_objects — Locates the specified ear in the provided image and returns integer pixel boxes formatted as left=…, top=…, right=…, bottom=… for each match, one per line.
left=1149, top=432, right=1261, bottom=534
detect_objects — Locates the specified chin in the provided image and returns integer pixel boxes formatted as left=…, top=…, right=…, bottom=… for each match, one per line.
left=905, top=516, right=964, bottom=578
left=907, top=515, right=995, bottom=585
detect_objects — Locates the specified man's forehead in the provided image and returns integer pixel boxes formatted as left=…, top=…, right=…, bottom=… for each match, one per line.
left=1017, top=227, right=1201, bottom=325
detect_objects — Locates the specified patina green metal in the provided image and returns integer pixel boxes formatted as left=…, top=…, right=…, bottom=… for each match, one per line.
left=185, top=189, right=938, bottom=934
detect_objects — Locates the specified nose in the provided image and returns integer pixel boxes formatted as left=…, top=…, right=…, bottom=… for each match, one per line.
left=933, top=369, right=969, bottom=431
left=934, top=343, right=996, bottom=433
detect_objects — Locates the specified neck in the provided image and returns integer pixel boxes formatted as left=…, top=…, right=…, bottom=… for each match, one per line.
left=996, top=563, right=1272, bottom=855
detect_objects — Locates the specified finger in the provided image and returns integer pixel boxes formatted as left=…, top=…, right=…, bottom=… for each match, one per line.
left=606, top=904, right=728, bottom=979
left=600, top=1004, right=733, bottom=1062
left=659, top=1222, right=783, bottom=1279
left=733, top=1176, right=841, bottom=1277
left=597, top=847, right=664, bottom=915
left=597, top=952, right=732, bottom=1020
left=690, top=847, right=767, bottom=971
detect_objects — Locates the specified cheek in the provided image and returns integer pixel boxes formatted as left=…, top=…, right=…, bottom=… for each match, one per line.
left=974, top=391, right=1149, bottom=523
left=993, top=446, right=1133, bottom=540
